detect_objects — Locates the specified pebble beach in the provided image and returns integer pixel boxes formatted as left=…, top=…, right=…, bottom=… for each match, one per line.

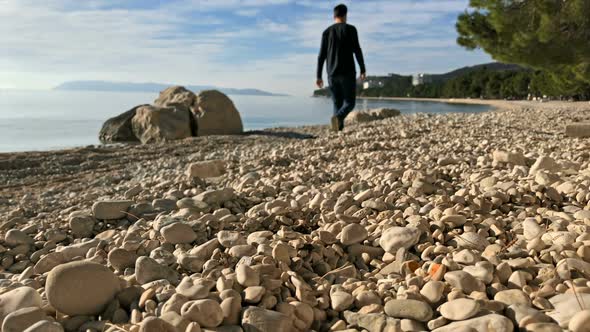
left=2, top=100, right=590, bottom=332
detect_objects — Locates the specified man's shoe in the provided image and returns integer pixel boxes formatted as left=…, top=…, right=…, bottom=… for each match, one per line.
left=338, top=117, right=344, bottom=131
left=330, top=116, right=339, bottom=132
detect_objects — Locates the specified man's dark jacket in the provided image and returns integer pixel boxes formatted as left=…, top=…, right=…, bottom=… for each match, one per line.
left=317, top=23, right=366, bottom=79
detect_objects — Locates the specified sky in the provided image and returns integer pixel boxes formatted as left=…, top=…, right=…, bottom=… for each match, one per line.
left=0, top=0, right=492, bottom=96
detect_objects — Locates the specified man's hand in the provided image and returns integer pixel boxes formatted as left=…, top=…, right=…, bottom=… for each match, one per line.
left=316, top=79, right=324, bottom=89
left=360, top=73, right=367, bottom=81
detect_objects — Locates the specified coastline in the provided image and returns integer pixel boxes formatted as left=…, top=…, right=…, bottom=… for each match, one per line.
left=358, top=96, right=590, bottom=111
left=2, top=99, right=589, bottom=198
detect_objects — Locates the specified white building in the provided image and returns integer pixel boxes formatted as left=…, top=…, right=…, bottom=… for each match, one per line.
left=363, top=80, right=384, bottom=90
left=412, top=73, right=432, bottom=86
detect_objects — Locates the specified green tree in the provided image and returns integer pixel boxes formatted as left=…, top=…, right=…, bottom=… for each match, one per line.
left=456, top=0, right=590, bottom=94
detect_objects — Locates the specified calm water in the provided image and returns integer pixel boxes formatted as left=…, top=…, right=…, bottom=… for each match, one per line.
left=0, top=90, right=490, bottom=152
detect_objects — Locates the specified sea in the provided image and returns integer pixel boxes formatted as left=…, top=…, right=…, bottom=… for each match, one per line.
left=0, top=90, right=491, bottom=153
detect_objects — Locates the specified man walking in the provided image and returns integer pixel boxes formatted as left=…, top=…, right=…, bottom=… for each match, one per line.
left=316, top=4, right=366, bottom=132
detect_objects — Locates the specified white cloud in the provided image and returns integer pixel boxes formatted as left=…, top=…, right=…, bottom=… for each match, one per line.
left=258, top=19, right=290, bottom=33
left=236, top=9, right=260, bottom=16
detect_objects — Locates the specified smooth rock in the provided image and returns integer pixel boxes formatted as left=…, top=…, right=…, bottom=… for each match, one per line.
left=92, top=200, right=133, bottom=220
left=181, top=300, right=224, bottom=328
left=340, top=223, right=368, bottom=246
left=186, top=160, right=226, bottom=178
left=139, top=317, right=176, bottom=332
left=444, top=271, right=486, bottom=294
left=568, top=309, right=590, bottom=332
left=194, top=90, right=243, bottom=136
left=135, top=256, right=179, bottom=285
left=161, top=222, right=197, bottom=244
left=432, top=314, right=513, bottom=332
left=2, top=307, right=47, bottom=332
left=384, top=299, right=433, bottom=322
left=0, top=287, right=43, bottom=325
left=4, top=229, right=34, bottom=247
left=440, top=298, right=480, bottom=321
left=236, top=264, right=260, bottom=287
left=494, top=289, right=531, bottom=307
left=241, top=307, right=292, bottom=332
left=548, top=293, right=590, bottom=328
left=331, top=292, right=354, bottom=312
left=379, top=227, right=421, bottom=253
left=46, top=261, right=121, bottom=316
left=68, top=212, right=96, bottom=238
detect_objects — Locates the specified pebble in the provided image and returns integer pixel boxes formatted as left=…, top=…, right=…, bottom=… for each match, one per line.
left=108, top=248, right=138, bottom=271
left=92, top=200, right=133, bottom=220
left=236, top=264, right=260, bottom=287
left=46, top=261, right=121, bottom=316
left=340, top=223, right=368, bottom=245
left=444, top=271, right=485, bottom=294
left=241, top=307, right=292, bottom=331
left=0, top=287, right=42, bottom=325
left=139, top=317, right=176, bottom=332
left=569, top=310, right=590, bottom=332
left=420, top=281, right=445, bottom=303
left=161, top=222, right=197, bottom=244
left=181, top=299, right=224, bottom=328
left=431, top=314, right=514, bottom=332
left=186, top=160, right=226, bottom=178
left=68, top=212, right=96, bottom=238
left=4, top=229, right=34, bottom=247
left=439, top=298, right=480, bottom=321
left=523, top=218, right=544, bottom=240
left=548, top=294, right=590, bottom=328
left=2, top=307, right=48, bottom=332
left=331, top=292, right=354, bottom=312
left=135, top=256, right=179, bottom=285
left=384, top=299, right=433, bottom=322
left=494, top=289, right=531, bottom=307
left=379, top=227, right=421, bottom=253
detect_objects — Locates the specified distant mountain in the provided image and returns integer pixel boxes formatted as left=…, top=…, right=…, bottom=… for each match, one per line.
left=54, top=81, right=287, bottom=96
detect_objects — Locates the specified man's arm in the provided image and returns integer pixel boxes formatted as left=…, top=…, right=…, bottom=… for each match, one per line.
left=317, top=31, right=328, bottom=86
left=352, top=27, right=366, bottom=77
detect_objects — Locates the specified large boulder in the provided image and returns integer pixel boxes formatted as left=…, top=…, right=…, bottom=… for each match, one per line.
left=98, top=105, right=147, bottom=143
left=131, top=105, right=193, bottom=144
left=155, top=86, right=197, bottom=108
left=194, top=90, right=243, bottom=136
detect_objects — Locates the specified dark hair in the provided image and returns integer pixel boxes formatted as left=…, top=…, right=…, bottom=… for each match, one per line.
left=334, top=4, right=347, bottom=18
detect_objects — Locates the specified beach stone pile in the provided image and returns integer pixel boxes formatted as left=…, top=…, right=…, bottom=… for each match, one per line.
left=345, top=108, right=401, bottom=125
left=99, top=86, right=243, bottom=144
left=3, top=102, right=590, bottom=331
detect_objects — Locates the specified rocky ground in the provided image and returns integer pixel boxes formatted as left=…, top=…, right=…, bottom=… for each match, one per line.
left=2, top=101, right=590, bottom=332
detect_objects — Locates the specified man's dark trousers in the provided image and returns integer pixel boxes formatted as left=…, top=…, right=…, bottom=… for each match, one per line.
left=329, top=75, right=356, bottom=122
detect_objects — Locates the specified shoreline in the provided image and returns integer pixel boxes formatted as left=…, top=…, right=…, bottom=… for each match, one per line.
left=0, top=98, right=500, bottom=156
left=358, top=96, right=590, bottom=111
left=2, top=97, right=589, bottom=157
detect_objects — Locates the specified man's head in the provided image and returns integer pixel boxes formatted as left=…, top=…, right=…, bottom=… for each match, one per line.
left=334, top=4, right=347, bottom=22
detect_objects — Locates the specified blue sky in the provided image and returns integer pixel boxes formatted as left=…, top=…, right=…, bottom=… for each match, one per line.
left=0, top=0, right=492, bottom=95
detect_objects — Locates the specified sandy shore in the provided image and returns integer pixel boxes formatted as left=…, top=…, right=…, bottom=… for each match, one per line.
left=360, top=96, right=590, bottom=111
left=2, top=100, right=590, bottom=331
